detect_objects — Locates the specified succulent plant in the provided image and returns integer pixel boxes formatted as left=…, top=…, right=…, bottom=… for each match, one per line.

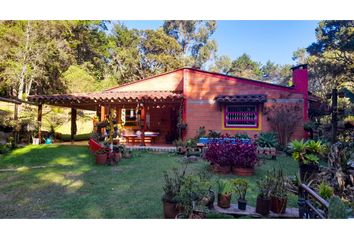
left=328, top=196, right=351, bottom=219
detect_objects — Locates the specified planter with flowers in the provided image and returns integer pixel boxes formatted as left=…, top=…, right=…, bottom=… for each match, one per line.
left=231, top=142, right=259, bottom=176
left=204, top=141, right=232, bottom=174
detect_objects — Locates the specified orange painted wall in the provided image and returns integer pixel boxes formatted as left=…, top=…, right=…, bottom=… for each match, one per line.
left=183, top=69, right=306, bottom=140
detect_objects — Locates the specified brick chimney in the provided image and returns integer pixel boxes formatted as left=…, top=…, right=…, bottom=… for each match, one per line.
left=291, top=64, right=309, bottom=121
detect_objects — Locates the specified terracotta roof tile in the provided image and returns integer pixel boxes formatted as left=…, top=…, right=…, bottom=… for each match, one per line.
left=215, top=94, right=267, bottom=103
left=28, top=91, right=183, bottom=105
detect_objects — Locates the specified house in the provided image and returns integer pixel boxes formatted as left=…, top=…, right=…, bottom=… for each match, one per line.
left=28, top=64, right=313, bottom=144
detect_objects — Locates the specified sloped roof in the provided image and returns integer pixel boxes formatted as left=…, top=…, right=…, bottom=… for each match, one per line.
left=28, top=91, right=183, bottom=106
left=215, top=94, right=267, bottom=104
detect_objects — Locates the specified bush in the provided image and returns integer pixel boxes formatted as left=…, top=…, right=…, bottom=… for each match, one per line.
left=256, top=132, right=278, bottom=148
left=318, top=182, right=333, bottom=200
left=204, top=140, right=259, bottom=168
left=264, top=104, right=301, bottom=148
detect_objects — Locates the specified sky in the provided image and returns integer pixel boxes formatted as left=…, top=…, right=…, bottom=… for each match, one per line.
left=119, top=20, right=319, bottom=66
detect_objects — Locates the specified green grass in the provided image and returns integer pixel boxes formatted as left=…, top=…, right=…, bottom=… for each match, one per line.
left=0, top=145, right=298, bottom=218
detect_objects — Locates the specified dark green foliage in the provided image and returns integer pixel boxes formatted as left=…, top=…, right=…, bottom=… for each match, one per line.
left=328, top=196, right=350, bottom=219
left=256, top=132, right=278, bottom=148
left=234, top=132, right=250, bottom=139
left=207, top=130, right=221, bottom=138
left=256, top=172, right=274, bottom=200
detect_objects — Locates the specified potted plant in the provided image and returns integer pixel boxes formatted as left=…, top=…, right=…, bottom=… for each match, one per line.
left=255, top=173, right=274, bottom=215
left=289, top=139, right=326, bottom=181
left=204, top=142, right=232, bottom=174
left=232, top=178, right=248, bottom=210
left=162, top=167, right=186, bottom=218
left=231, top=143, right=259, bottom=176
left=217, top=179, right=233, bottom=208
left=270, top=169, right=288, bottom=214
left=95, top=148, right=109, bottom=165
left=175, top=175, right=211, bottom=218
left=173, top=138, right=187, bottom=155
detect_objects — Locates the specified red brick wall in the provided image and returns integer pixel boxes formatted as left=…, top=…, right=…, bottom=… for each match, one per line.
left=183, top=69, right=306, bottom=141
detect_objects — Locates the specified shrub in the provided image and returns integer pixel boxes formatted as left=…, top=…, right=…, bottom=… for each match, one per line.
left=234, top=132, right=250, bottom=139
left=328, top=196, right=351, bottom=219
left=204, top=142, right=232, bottom=167
left=204, top=140, right=259, bottom=168
left=256, top=132, right=278, bottom=148
left=264, top=104, right=301, bottom=148
left=231, top=143, right=259, bottom=168
left=318, top=182, right=333, bottom=200
left=289, top=139, right=326, bottom=165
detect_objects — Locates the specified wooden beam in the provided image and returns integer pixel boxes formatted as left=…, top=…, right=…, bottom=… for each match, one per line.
left=37, top=104, right=42, bottom=144
left=71, top=108, right=77, bottom=144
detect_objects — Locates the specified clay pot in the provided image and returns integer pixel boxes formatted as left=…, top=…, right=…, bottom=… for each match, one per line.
left=232, top=167, right=254, bottom=176
left=212, top=164, right=231, bottom=174
left=270, top=196, right=287, bottom=214
left=238, top=199, right=247, bottom=210
left=162, top=199, right=178, bottom=219
left=255, top=196, right=270, bottom=216
left=96, top=152, right=108, bottom=165
left=217, top=193, right=232, bottom=209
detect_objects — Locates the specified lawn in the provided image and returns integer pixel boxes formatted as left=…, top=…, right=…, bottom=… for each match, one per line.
left=0, top=145, right=299, bottom=218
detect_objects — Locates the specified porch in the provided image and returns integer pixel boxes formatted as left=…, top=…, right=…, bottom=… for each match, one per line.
left=28, top=91, right=185, bottom=146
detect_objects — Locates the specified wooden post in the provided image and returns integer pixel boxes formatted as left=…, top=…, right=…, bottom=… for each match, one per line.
left=71, top=108, right=77, bottom=144
left=37, top=104, right=42, bottom=144
left=100, top=105, right=106, bottom=135
left=140, top=105, right=146, bottom=146
left=331, top=88, right=338, bottom=143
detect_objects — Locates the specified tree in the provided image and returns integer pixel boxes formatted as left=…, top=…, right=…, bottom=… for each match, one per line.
left=292, top=48, right=308, bottom=65
left=306, top=21, right=354, bottom=96
left=228, top=53, right=262, bottom=80
left=62, top=65, right=97, bottom=93
left=208, top=55, right=232, bottom=74
left=139, top=29, right=183, bottom=76
left=261, top=60, right=292, bottom=85
left=163, top=20, right=217, bottom=69
left=108, top=23, right=142, bottom=84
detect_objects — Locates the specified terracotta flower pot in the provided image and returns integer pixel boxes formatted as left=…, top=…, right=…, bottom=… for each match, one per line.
left=162, top=199, right=178, bottom=219
left=96, top=152, right=108, bottom=165
left=255, top=196, right=270, bottom=216
left=238, top=199, right=247, bottom=210
left=217, top=193, right=232, bottom=208
left=270, top=196, right=287, bottom=214
left=232, top=166, right=254, bottom=176
left=212, top=164, right=231, bottom=174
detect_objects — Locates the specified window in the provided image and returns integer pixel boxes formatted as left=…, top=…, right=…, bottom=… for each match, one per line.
left=224, top=105, right=259, bottom=128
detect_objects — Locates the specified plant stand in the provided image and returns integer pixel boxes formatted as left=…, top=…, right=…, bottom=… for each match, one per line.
left=201, top=203, right=299, bottom=219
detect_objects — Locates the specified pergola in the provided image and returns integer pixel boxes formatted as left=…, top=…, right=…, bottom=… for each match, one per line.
left=28, top=91, right=184, bottom=144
